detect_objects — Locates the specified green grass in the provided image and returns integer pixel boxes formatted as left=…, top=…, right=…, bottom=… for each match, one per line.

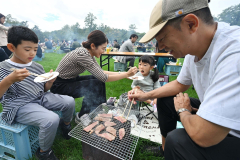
left=0, top=53, right=197, bottom=160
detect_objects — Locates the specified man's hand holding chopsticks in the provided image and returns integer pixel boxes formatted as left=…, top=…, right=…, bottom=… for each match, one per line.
left=128, top=87, right=149, bottom=104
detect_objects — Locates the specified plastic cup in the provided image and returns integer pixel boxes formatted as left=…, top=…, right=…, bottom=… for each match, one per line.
left=106, top=48, right=110, bottom=53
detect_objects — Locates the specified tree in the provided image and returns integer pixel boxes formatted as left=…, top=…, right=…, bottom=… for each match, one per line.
left=4, top=14, right=28, bottom=27
left=84, top=13, right=97, bottom=32
left=217, top=3, right=240, bottom=26
left=32, top=25, right=44, bottom=42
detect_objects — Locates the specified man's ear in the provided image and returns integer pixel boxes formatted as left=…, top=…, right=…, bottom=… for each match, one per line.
left=7, top=43, right=15, bottom=52
left=182, top=14, right=199, bottom=34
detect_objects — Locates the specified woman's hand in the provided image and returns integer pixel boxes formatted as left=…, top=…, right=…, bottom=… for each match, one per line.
left=126, top=67, right=138, bottom=77
left=7, top=68, right=30, bottom=84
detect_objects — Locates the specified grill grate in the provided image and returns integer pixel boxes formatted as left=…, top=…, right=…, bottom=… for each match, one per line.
left=69, top=104, right=143, bottom=160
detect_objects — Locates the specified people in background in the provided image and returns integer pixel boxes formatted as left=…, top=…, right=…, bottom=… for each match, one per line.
left=116, top=34, right=138, bottom=68
left=50, top=30, right=138, bottom=124
left=113, top=39, right=120, bottom=49
left=71, top=38, right=81, bottom=51
left=0, top=13, right=12, bottom=58
left=0, top=26, right=75, bottom=160
left=44, top=38, right=52, bottom=49
left=128, top=0, right=240, bottom=159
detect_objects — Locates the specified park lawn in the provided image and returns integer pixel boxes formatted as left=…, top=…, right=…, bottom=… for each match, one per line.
left=0, top=53, right=197, bottom=160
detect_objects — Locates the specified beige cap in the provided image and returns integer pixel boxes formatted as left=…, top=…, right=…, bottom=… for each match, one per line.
left=139, top=0, right=209, bottom=43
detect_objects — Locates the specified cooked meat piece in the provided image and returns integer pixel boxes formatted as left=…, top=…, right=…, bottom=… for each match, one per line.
left=98, top=133, right=115, bottom=141
left=98, top=113, right=113, bottom=118
left=95, top=124, right=105, bottom=135
left=132, top=76, right=138, bottom=79
left=114, top=116, right=127, bottom=123
left=89, top=130, right=94, bottom=134
left=106, top=127, right=116, bottom=137
left=83, top=121, right=99, bottom=132
left=94, top=116, right=111, bottom=122
left=119, top=128, right=125, bottom=140
left=104, top=121, right=116, bottom=127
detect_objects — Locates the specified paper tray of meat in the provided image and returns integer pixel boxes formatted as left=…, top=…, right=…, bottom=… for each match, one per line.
left=69, top=104, right=143, bottom=160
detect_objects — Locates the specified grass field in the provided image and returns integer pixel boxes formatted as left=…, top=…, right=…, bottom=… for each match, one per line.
left=0, top=52, right=198, bottom=160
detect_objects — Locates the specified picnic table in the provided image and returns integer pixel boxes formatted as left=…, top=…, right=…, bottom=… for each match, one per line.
left=100, top=52, right=173, bottom=71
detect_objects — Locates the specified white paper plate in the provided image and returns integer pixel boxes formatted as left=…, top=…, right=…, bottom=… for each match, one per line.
left=34, top=72, right=59, bottom=83
left=128, top=76, right=144, bottom=80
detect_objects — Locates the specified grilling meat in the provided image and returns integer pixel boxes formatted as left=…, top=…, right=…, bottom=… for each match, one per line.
left=119, top=128, right=125, bottom=140
left=106, top=127, right=116, bottom=137
left=104, top=121, right=116, bottom=127
left=83, top=121, right=99, bottom=132
left=98, top=113, right=113, bottom=118
left=114, top=116, right=127, bottom=123
left=95, top=124, right=105, bottom=135
left=98, top=133, right=116, bottom=141
left=94, top=116, right=111, bottom=122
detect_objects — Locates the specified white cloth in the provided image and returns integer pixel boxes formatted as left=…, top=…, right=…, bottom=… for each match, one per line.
left=177, top=22, right=240, bottom=137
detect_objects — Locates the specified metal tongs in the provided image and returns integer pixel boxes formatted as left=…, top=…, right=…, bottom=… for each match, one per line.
left=10, top=68, right=49, bottom=79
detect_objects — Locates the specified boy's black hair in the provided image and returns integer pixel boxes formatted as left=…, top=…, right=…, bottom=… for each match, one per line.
left=130, top=34, right=138, bottom=39
left=139, top=55, right=159, bottom=83
left=8, top=26, right=38, bottom=47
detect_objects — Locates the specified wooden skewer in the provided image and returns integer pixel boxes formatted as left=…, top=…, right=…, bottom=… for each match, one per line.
left=121, top=89, right=134, bottom=117
left=126, top=89, right=137, bottom=120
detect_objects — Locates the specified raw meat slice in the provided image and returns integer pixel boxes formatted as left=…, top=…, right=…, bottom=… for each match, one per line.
left=106, top=127, right=116, bottom=137
left=114, top=116, right=127, bottom=123
left=98, top=133, right=115, bottom=141
left=104, top=121, right=116, bottom=127
left=95, top=124, right=105, bottom=135
left=119, top=128, right=125, bottom=140
left=83, top=121, right=99, bottom=132
left=94, top=116, right=111, bottom=122
left=98, top=113, right=113, bottom=118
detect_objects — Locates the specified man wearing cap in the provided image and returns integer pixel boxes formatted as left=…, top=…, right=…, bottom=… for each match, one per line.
left=116, top=34, right=138, bottom=68
left=128, top=0, right=240, bottom=159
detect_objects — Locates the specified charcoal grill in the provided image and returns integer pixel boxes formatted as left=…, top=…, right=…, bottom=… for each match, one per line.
left=69, top=104, right=143, bottom=160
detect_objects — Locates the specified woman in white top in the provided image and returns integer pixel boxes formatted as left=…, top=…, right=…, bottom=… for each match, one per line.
left=0, top=13, right=11, bottom=59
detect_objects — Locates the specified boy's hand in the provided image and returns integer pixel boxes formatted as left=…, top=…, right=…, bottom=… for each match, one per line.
left=7, top=68, right=30, bottom=83
left=47, top=69, right=56, bottom=83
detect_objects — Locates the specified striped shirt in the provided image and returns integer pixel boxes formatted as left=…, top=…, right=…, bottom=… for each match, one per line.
left=0, top=60, right=45, bottom=124
left=56, top=47, right=108, bottom=82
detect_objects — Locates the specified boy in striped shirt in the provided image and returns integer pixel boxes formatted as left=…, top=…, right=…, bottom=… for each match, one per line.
left=0, top=26, right=75, bottom=160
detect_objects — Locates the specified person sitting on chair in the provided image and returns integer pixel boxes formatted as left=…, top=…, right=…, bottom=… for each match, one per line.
left=116, top=34, right=138, bottom=68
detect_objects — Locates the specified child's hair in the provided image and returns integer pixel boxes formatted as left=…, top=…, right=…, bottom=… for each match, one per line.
left=8, top=26, right=38, bottom=47
left=82, top=30, right=108, bottom=49
left=139, top=55, right=159, bottom=83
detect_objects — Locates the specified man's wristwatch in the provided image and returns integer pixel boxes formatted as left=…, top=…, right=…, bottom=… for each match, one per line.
left=177, top=108, right=191, bottom=116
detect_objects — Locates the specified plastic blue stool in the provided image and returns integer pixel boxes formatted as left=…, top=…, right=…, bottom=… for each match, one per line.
left=32, top=56, right=42, bottom=62
left=0, top=111, right=62, bottom=160
left=165, top=63, right=182, bottom=76
left=114, top=61, right=127, bottom=72
left=57, top=50, right=65, bottom=54
left=44, top=49, right=54, bottom=53
left=177, top=121, right=184, bottom=128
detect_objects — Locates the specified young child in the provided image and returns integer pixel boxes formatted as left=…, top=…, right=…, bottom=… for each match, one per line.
left=0, top=26, right=75, bottom=160
left=131, top=55, right=160, bottom=111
